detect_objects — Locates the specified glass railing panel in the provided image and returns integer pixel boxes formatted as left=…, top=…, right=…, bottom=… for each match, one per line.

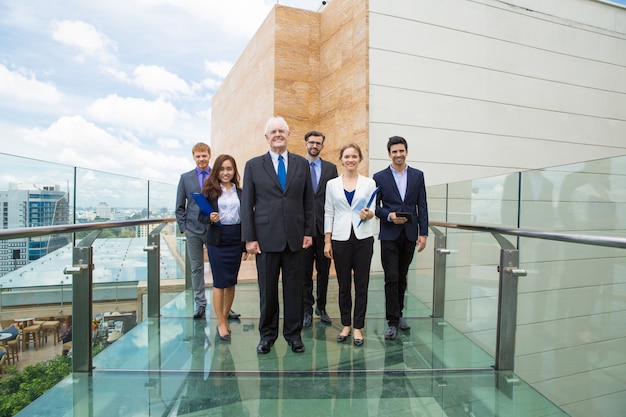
left=542, top=156, right=626, bottom=235
left=426, top=183, right=447, bottom=222
left=514, top=238, right=626, bottom=417
left=447, top=174, right=516, bottom=226
left=75, top=168, right=149, bottom=222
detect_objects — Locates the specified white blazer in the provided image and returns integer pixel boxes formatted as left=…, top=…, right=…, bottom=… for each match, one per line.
left=324, top=174, right=377, bottom=241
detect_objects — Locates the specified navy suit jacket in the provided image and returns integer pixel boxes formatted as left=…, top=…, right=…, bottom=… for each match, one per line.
left=374, top=166, right=428, bottom=242
left=311, top=159, right=338, bottom=237
left=241, top=152, right=315, bottom=252
left=175, top=168, right=209, bottom=235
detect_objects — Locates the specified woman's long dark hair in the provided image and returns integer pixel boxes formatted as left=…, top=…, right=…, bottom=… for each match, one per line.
left=201, top=154, right=241, bottom=201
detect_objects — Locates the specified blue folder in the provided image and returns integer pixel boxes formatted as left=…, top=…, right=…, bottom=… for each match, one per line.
left=191, top=192, right=215, bottom=215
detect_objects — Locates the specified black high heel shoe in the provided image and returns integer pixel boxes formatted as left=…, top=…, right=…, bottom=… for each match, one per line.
left=337, top=332, right=350, bottom=343
left=217, top=326, right=231, bottom=342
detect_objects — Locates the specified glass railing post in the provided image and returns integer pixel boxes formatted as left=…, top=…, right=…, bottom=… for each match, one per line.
left=492, top=233, right=527, bottom=371
left=64, top=230, right=101, bottom=374
left=145, top=224, right=166, bottom=318
left=430, top=226, right=450, bottom=318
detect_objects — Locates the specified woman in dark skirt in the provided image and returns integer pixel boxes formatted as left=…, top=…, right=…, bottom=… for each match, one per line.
left=199, top=154, right=247, bottom=341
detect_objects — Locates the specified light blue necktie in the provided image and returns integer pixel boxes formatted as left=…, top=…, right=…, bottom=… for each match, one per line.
left=277, top=155, right=286, bottom=191
left=310, top=161, right=318, bottom=193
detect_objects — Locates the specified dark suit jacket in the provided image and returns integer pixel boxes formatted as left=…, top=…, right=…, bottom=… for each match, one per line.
left=198, top=187, right=243, bottom=247
left=241, top=152, right=315, bottom=252
left=312, top=159, right=338, bottom=237
left=374, top=166, right=429, bottom=242
left=175, top=168, right=208, bottom=235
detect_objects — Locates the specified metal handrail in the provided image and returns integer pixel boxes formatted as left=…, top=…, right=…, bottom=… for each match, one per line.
left=0, top=218, right=176, bottom=240
left=430, top=221, right=626, bottom=249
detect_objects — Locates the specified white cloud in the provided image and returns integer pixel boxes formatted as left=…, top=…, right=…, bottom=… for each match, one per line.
left=87, top=94, right=179, bottom=135
left=50, top=20, right=117, bottom=64
left=204, top=60, right=233, bottom=79
left=132, top=65, right=192, bottom=98
left=0, top=64, right=63, bottom=103
left=15, top=115, right=190, bottom=183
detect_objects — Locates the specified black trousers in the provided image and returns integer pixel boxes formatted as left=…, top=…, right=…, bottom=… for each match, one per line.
left=256, top=249, right=304, bottom=342
left=332, top=229, right=373, bottom=329
left=381, top=231, right=416, bottom=326
left=302, top=234, right=332, bottom=313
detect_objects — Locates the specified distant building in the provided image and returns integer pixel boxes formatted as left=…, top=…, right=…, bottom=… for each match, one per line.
left=96, top=202, right=112, bottom=220
left=0, top=183, right=70, bottom=275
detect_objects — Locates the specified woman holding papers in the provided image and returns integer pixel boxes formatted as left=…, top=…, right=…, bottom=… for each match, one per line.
left=323, top=142, right=377, bottom=346
left=199, top=154, right=247, bottom=342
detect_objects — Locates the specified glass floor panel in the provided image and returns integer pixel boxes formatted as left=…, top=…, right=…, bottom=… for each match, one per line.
left=17, top=278, right=568, bottom=416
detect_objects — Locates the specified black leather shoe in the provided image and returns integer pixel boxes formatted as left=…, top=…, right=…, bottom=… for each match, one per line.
left=315, top=307, right=332, bottom=324
left=302, top=311, right=312, bottom=327
left=217, top=326, right=231, bottom=342
left=256, top=340, right=273, bottom=354
left=193, top=306, right=206, bottom=319
left=384, top=325, right=397, bottom=340
left=337, top=332, right=350, bottom=343
left=228, top=310, right=241, bottom=320
left=353, top=337, right=364, bottom=347
left=287, top=338, right=305, bottom=353
left=398, top=317, right=411, bottom=330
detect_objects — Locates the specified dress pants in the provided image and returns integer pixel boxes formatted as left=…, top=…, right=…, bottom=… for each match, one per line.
left=302, top=235, right=331, bottom=314
left=186, top=230, right=208, bottom=308
left=381, top=230, right=415, bottom=326
left=332, top=229, right=373, bottom=329
left=256, top=249, right=304, bottom=342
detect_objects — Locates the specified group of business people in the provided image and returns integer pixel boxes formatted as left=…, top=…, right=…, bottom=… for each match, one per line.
left=176, top=116, right=428, bottom=353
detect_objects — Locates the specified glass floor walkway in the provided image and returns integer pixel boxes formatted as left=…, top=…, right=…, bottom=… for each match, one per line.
left=18, top=276, right=567, bottom=416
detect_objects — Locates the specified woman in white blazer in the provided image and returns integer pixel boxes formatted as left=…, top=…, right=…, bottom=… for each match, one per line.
left=324, top=142, right=377, bottom=346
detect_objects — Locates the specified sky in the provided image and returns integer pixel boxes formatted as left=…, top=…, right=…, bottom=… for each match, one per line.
left=0, top=0, right=324, bottom=186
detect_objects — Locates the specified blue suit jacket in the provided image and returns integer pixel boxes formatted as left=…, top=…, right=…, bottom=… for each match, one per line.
left=241, top=152, right=315, bottom=252
left=373, top=166, right=428, bottom=242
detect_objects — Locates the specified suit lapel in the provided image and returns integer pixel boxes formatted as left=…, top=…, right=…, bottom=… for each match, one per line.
left=384, top=167, right=403, bottom=202
left=262, top=152, right=282, bottom=190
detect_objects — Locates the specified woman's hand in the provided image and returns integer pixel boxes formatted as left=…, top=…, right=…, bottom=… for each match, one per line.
left=209, top=212, right=220, bottom=223
left=359, top=207, right=374, bottom=221
left=324, top=241, right=333, bottom=259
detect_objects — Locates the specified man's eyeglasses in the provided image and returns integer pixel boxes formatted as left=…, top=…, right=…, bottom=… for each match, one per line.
left=307, top=141, right=323, bottom=147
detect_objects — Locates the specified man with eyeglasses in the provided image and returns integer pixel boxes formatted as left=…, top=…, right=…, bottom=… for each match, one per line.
left=302, top=131, right=338, bottom=327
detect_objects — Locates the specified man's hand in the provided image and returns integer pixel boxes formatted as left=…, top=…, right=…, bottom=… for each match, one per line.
left=416, top=236, right=427, bottom=252
left=302, top=236, right=313, bottom=249
left=246, top=241, right=261, bottom=254
left=390, top=212, right=408, bottom=224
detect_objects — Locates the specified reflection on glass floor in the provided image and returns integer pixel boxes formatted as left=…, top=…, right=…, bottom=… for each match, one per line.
left=17, top=278, right=568, bottom=416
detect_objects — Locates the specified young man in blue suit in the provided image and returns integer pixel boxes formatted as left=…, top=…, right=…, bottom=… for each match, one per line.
left=374, top=136, right=428, bottom=340
left=175, top=142, right=240, bottom=320
left=241, top=117, right=315, bottom=354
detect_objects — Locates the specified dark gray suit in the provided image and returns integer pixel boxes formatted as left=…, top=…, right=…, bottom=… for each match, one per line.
left=175, top=168, right=209, bottom=308
left=241, top=152, right=315, bottom=342
left=303, top=158, right=338, bottom=315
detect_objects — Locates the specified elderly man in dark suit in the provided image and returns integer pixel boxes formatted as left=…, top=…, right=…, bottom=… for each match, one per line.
left=302, top=130, right=338, bottom=327
left=176, top=143, right=241, bottom=320
left=374, top=136, right=429, bottom=340
left=241, top=116, right=315, bottom=354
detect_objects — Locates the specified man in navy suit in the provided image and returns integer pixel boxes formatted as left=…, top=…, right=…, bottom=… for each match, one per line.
left=302, top=131, right=338, bottom=327
left=374, top=136, right=428, bottom=340
left=242, top=116, right=315, bottom=354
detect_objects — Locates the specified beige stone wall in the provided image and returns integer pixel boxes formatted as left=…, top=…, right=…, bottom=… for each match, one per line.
left=210, top=10, right=276, bottom=170
left=211, top=0, right=368, bottom=176
left=318, top=0, right=369, bottom=175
